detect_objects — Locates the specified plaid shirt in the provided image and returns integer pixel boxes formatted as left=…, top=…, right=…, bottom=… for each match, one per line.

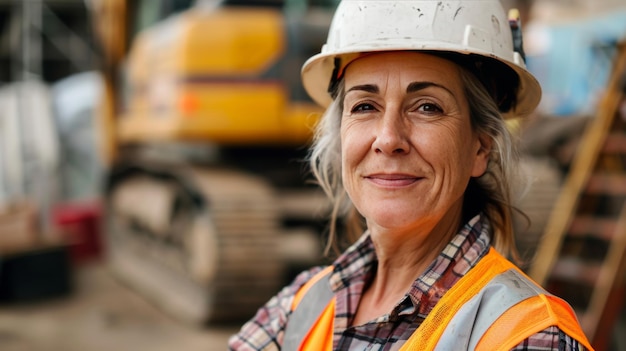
left=228, top=214, right=587, bottom=350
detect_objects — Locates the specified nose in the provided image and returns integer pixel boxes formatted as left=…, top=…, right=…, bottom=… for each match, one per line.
left=372, top=111, right=410, bottom=155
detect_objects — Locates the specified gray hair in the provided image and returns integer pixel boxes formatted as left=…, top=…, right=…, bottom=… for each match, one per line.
left=308, top=63, right=522, bottom=260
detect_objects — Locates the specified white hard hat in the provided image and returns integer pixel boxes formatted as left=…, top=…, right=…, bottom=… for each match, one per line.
left=301, top=0, right=542, bottom=119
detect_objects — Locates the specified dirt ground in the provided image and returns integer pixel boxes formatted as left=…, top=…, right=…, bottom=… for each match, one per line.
left=0, top=262, right=240, bottom=351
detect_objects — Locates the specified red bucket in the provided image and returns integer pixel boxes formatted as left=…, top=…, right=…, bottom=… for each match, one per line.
left=52, top=201, right=102, bottom=264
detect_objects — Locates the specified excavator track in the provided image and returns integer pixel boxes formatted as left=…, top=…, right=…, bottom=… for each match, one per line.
left=105, top=164, right=284, bottom=324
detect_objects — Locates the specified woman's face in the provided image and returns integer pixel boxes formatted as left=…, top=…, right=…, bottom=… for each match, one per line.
left=341, top=52, right=490, bottom=234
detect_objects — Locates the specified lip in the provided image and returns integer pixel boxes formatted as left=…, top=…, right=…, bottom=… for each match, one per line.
left=364, top=173, right=422, bottom=187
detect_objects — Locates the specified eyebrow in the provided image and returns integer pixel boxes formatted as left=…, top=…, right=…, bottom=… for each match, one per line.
left=407, top=81, right=455, bottom=96
left=346, top=84, right=379, bottom=94
left=345, top=81, right=455, bottom=96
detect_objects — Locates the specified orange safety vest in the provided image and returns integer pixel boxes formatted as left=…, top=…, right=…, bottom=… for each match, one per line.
left=283, top=248, right=594, bottom=351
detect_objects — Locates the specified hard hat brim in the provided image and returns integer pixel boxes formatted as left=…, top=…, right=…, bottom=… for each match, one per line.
left=301, top=45, right=542, bottom=120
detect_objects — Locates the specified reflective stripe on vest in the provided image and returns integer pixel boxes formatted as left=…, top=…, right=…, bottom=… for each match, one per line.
left=283, top=248, right=594, bottom=351
left=283, top=266, right=334, bottom=350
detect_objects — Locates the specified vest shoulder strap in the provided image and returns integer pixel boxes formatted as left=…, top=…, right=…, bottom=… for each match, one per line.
left=401, top=249, right=593, bottom=350
left=283, top=266, right=334, bottom=351
left=400, top=248, right=514, bottom=350
left=477, top=292, right=594, bottom=350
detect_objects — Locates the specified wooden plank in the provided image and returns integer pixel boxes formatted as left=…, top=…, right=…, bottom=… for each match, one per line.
left=529, top=43, right=626, bottom=286
left=582, top=206, right=626, bottom=341
left=603, top=133, right=626, bottom=154
left=568, top=216, right=619, bottom=240
left=586, top=173, right=626, bottom=195
left=550, top=257, right=601, bottom=286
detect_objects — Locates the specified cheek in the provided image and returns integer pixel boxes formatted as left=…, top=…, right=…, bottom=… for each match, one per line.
left=340, top=125, right=356, bottom=191
left=340, top=122, right=372, bottom=195
left=427, top=126, right=479, bottom=175
left=421, top=126, right=462, bottom=159
left=340, top=122, right=369, bottom=164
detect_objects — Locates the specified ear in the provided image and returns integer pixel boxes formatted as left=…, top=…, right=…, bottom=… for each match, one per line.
left=471, top=134, right=492, bottom=177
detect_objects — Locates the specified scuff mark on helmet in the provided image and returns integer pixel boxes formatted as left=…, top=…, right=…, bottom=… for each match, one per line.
left=491, top=15, right=501, bottom=35
left=412, top=6, right=424, bottom=18
left=454, top=7, right=463, bottom=20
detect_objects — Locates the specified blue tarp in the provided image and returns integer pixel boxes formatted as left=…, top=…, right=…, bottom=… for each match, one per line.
left=526, top=10, right=626, bottom=116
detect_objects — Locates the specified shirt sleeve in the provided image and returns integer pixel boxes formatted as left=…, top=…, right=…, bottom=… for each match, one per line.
left=228, top=266, right=324, bottom=351
left=509, top=326, right=588, bottom=351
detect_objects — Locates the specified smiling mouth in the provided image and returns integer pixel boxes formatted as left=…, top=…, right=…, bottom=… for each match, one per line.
left=365, top=174, right=422, bottom=187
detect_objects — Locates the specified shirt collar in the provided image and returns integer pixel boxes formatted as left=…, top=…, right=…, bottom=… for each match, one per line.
left=412, top=214, right=491, bottom=317
left=328, top=213, right=492, bottom=315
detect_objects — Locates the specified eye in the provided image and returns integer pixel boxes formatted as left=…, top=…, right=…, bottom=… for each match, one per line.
left=417, top=102, right=443, bottom=114
left=351, top=102, right=377, bottom=113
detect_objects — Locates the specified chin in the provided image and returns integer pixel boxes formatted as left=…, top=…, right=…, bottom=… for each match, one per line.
left=365, top=209, right=426, bottom=231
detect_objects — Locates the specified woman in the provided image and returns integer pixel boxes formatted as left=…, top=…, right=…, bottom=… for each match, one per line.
left=229, top=0, right=593, bottom=350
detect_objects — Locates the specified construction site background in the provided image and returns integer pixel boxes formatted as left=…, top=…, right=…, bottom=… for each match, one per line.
left=0, top=0, right=625, bottom=350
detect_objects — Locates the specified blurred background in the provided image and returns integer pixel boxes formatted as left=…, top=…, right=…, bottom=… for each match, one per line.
left=0, top=0, right=624, bottom=350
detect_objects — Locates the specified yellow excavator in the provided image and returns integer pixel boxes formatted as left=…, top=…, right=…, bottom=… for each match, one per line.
left=88, top=0, right=336, bottom=324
